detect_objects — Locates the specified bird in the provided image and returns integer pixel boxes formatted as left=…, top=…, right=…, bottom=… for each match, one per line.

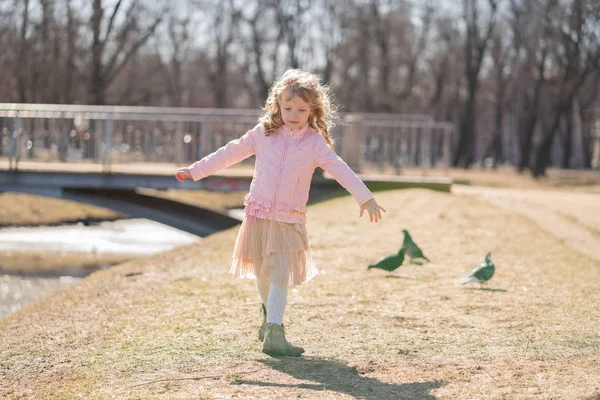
left=368, top=249, right=405, bottom=272
left=402, top=229, right=430, bottom=262
left=459, top=252, right=495, bottom=288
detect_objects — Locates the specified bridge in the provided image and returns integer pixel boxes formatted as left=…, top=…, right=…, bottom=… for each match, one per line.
left=0, top=103, right=454, bottom=235
left=0, top=162, right=452, bottom=236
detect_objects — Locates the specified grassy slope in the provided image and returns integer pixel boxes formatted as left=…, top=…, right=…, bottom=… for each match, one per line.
left=1, top=189, right=599, bottom=399
left=397, top=166, right=600, bottom=191
left=0, top=193, right=123, bottom=227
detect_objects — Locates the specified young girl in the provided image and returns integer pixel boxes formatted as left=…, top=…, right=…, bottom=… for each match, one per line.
left=175, top=69, right=385, bottom=356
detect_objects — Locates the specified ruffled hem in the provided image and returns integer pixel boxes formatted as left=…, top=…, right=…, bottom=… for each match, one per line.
left=230, top=252, right=319, bottom=287
left=243, top=193, right=307, bottom=224
left=230, top=215, right=318, bottom=287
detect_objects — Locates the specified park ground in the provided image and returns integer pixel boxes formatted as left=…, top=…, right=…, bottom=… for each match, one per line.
left=0, top=168, right=599, bottom=399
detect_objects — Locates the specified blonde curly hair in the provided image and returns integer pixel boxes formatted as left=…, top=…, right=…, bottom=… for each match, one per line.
left=259, top=69, right=337, bottom=149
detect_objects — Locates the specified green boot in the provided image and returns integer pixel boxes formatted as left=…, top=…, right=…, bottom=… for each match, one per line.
left=262, top=323, right=304, bottom=357
left=258, top=304, right=267, bottom=342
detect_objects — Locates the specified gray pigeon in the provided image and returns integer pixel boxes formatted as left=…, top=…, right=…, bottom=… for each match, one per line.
left=402, top=229, right=430, bottom=262
left=459, top=252, right=495, bottom=288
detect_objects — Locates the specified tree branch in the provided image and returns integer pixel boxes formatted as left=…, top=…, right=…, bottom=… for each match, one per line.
left=105, top=15, right=163, bottom=87
left=104, top=0, right=124, bottom=43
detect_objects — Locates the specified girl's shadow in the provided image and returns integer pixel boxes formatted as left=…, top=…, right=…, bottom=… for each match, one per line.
left=234, top=356, right=442, bottom=399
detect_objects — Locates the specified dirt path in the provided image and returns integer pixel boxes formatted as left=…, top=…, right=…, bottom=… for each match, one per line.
left=454, top=185, right=600, bottom=261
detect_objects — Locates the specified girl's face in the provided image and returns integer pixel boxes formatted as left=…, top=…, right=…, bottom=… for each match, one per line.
left=279, top=91, right=311, bottom=131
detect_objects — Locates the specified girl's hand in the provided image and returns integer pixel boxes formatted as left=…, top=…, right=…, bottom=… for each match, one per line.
left=175, top=168, right=192, bottom=182
left=359, top=198, right=386, bottom=223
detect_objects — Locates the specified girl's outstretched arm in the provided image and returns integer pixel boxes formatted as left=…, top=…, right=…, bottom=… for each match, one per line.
left=314, top=135, right=385, bottom=222
left=183, top=126, right=258, bottom=181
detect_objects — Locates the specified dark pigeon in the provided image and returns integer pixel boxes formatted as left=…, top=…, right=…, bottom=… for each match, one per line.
left=368, top=249, right=405, bottom=272
left=402, top=229, right=430, bottom=262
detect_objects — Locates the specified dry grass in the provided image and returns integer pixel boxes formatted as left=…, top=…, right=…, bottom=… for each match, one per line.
left=0, top=193, right=123, bottom=227
left=0, top=251, right=135, bottom=277
left=454, top=186, right=600, bottom=262
left=1, top=188, right=599, bottom=399
left=396, top=166, right=600, bottom=192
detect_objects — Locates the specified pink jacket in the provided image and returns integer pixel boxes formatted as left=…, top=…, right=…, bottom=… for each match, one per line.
left=187, top=123, right=374, bottom=224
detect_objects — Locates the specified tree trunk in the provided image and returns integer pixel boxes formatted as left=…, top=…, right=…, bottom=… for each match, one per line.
left=532, top=133, right=553, bottom=177
left=17, top=0, right=30, bottom=103
left=580, top=107, right=592, bottom=168
left=453, top=0, right=498, bottom=168
left=64, top=0, right=75, bottom=103
left=492, top=91, right=504, bottom=166
left=482, top=52, right=506, bottom=168
left=171, top=57, right=182, bottom=108
left=517, top=55, right=547, bottom=173
left=561, top=103, right=573, bottom=169
left=371, top=2, right=391, bottom=112
left=532, top=105, right=564, bottom=177
left=248, top=11, right=270, bottom=103
left=453, top=76, right=477, bottom=168
left=212, top=53, right=228, bottom=108
left=90, top=0, right=104, bottom=104
left=52, top=14, right=61, bottom=102
left=39, top=0, right=52, bottom=102
left=518, top=110, right=538, bottom=172
left=532, top=71, right=595, bottom=176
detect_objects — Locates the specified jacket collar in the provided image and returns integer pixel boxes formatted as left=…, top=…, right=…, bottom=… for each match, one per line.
left=278, top=123, right=310, bottom=139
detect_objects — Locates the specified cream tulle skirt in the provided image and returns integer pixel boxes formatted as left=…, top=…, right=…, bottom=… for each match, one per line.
left=230, top=215, right=318, bottom=287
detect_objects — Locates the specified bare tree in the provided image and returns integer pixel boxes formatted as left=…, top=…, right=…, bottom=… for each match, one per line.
left=315, top=1, right=343, bottom=83
left=194, top=0, right=242, bottom=107
left=356, top=4, right=374, bottom=111
left=272, top=0, right=311, bottom=69
left=154, top=4, right=196, bottom=108
left=239, top=0, right=278, bottom=104
left=481, top=26, right=514, bottom=167
left=510, top=0, right=552, bottom=172
left=63, top=0, right=77, bottom=103
left=576, top=70, right=600, bottom=168
left=453, top=0, right=499, bottom=168
left=369, top=0, right=393, bottom=111
left=427, top=16, right=462, bottom=121
left=328, top=13, right=363, bottom=111
left=35, top=0, right=54, bottom=102
left=16, top=0, right=30, bottom=103
left=395, top=2, right=434, bottom=108
left=532, top=0, right=600, bottom=176
left=165, top=15, right=190, bottom=107
left=89, top=0, right=163, bottom=105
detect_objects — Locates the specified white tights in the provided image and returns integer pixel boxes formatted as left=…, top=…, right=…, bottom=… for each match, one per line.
left=255, top=277, right=287, bottom=325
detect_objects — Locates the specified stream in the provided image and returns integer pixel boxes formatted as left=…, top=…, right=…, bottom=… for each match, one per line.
left=0, top=218, right=199, bottom=318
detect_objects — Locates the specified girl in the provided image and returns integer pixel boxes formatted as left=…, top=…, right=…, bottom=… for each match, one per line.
left=175, top=69, right=386, bottom=356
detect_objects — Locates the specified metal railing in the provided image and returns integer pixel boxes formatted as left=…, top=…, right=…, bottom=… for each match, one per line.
left=0, top=103, right=455, bottom=173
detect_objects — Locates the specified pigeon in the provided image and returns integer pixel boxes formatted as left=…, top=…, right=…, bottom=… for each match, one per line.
left=459, top=252, right=495, bottom=288
left=368, top=249, right=405, bottom=272
left=402, top=230, right=430, bottom=262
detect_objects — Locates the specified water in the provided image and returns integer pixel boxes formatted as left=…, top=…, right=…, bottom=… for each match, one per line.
left=0, top=274, right=81, bottom=317
left=0, top=218, right=199, bottom=255
left=0, top=219, right=199, bottom=318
